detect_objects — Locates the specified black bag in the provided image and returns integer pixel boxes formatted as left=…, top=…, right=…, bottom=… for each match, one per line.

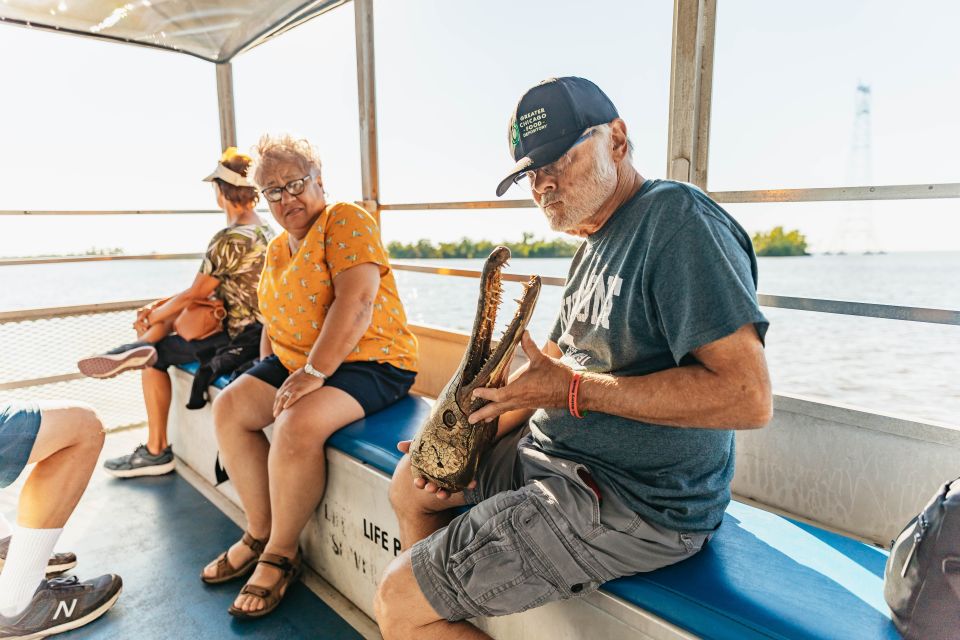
left=884, top=477, right=960, bottom=640
left=185, top=322, right=261, bottom=410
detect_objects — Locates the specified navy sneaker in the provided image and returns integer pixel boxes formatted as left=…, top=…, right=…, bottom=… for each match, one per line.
left=0, top=574, right=122, bottom=639
left=103, top=444, right=174, bottom=479
left=77, top=342, right=157, bottom=379
left=0, top=538, right=76, bottom=577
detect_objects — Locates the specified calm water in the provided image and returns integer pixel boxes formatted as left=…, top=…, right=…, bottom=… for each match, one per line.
left=1, top=253, right=958, bottom=426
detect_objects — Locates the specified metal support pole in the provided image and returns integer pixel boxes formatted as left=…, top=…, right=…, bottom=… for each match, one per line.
left=666, top=0, right=716, bottom=188
left=216, top=62, right=238, bottom=152
left=354, top=0, right=380, bottom=221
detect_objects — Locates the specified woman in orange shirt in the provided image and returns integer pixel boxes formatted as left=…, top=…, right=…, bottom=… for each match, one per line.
left=200, top=134, right=419, bottom=618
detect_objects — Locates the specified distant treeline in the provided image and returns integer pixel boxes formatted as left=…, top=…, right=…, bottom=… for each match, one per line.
left=387, top=232, right=581, bottom=259
left=4, top=246, right=126, bottom=259
left=388, top=227, right=809, bottom=259
left=17, top=230, right=807, bottom=262
left=752, top=226, right=809, bottom=257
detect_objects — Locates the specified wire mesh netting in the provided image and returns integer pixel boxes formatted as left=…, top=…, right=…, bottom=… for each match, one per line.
left=0, top=308, right=149, bottom=430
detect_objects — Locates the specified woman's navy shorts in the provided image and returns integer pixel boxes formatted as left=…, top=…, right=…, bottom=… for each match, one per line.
left=244, top=355, right=417, bottom=416
left=0, top=402, right=41, bottom=488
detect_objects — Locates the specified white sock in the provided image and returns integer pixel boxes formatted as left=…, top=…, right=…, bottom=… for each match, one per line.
left=0, top=526, right=63, bottom=617
left=0, top=513, right=10, bottom=539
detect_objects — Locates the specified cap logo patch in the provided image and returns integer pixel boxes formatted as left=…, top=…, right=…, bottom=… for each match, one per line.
left=510, top=121, right=521, bottom=149
left=518, top=107, right=548, bottom=138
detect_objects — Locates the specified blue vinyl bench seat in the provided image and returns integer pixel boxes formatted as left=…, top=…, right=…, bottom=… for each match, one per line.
left=177, top=361, right=233, bottom=390
left=178, top=363, right=900, bottom=640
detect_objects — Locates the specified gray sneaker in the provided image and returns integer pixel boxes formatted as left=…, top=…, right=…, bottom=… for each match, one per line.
left=77, top=342, right=157, bottom=379
left=103, top=444, right=174, bottom=479
left=0, top=537, right=76, bottom=577
left=0, top=574, right=122, bottom=639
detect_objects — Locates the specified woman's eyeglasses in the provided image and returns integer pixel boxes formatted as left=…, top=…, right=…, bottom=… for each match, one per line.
left=261, top=175, right=316, bottom=203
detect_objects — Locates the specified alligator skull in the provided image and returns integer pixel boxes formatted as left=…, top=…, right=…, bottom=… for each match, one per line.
left=409, top=246, right=541, bottom=492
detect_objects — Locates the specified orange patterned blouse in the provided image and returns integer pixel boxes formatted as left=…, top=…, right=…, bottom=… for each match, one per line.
left=258, top=202, right=418, bottom=373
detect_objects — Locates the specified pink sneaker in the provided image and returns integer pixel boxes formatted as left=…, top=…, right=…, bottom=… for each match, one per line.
left=77, top=343, right=158, bottom=379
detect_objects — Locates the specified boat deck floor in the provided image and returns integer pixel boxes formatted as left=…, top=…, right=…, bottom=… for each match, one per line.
left=1, top=428, right=365, bottom=640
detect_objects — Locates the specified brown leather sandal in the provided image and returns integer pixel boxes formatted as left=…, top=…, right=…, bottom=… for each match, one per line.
left=200, top=532, right=266, bottom=585
left=227, top=550, right=302, bottom=619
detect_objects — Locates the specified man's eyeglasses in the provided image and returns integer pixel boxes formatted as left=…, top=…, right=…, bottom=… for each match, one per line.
left=261, top=175, right=316, bottom=203
left=515, top=129, right=595, bottom=185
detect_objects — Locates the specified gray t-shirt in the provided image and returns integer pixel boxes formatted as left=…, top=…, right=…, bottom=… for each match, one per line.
left=528, top=179, right=769, bottom=533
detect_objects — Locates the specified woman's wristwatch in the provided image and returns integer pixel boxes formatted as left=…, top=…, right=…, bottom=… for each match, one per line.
left=304, top=362, right=329, bottom=382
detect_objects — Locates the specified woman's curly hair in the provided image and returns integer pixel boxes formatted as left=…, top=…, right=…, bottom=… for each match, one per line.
left=251, top=134, right=323, bottom=189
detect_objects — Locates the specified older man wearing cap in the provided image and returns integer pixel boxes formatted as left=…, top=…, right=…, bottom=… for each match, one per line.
left=77, top=148, right=273, bottom=478
left=376, top=77, right=772, bottom=639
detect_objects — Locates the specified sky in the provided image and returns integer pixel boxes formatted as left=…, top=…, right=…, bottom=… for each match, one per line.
left=0, top=0, right=958, bottom=257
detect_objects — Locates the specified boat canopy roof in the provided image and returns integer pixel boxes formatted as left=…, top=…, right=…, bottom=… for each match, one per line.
left=0, top=0, right=345, bottom=62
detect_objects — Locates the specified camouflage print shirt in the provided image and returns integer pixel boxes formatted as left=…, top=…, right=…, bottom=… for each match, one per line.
left=199, top=220, right=274, bottom=337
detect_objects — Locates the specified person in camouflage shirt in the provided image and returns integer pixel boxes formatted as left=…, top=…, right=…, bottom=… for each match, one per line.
left=77, top=148, right=274, bottom=478
left=201, top=223, right=272, bottom=338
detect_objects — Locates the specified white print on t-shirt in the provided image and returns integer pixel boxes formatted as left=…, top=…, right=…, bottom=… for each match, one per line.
left=561, top=272, right=623, bottom=330
left=561, top=349, right=593, bottom=368
left=559, top=269, right=624, bottom=349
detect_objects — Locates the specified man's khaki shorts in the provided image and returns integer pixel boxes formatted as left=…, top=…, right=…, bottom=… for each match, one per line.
left=410, top=426, right=712, bottom=621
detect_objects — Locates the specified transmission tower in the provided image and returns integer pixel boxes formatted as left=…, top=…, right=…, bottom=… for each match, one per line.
left=833, top=82, right=881, bottom=254
left=850, top=83, right=873, bottom=185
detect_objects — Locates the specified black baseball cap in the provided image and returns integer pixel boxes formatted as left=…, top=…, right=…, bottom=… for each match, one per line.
left=496, top=77, right=619, bottom=197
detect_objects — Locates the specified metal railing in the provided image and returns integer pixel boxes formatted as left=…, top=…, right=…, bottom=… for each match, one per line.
left=3, top=175, right=958, bottom=403
left=0, top=299, right=153, bottom=326
left=2, top=276, right=957, bottom=432
left=0, top=254, right=203, bottom=267
left=0, top=300, right=151, bottom=391
left=2, top=263, right=956, bottom=432
left=386, top=264, right=960, bottom=327
left=4, top=180, right=958, bottom=218
left=2, top=251, right=958, bottom=327
left=0, top=300, right=153, bottom=430
left=709, top=183, right=960, bottom=204
left=0, top=209, right=226, bottom=216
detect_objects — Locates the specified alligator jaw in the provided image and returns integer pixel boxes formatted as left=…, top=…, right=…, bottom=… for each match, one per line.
left=456, top=274, right=541, bottom=413
left=457, top=246, right=510, bottom=412
left=408, top=246, right=542, bottom=491
left=455, top=246, right=541, bottom=413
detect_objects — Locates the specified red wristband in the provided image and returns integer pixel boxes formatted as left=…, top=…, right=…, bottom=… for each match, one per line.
left=569, top=372, right=584, bottom=419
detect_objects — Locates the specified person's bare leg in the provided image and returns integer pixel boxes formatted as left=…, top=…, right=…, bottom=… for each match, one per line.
left=18, top=403, right=105, bottom=528
left=201, top=375, right=275, bottom=580
left=389, top=455, right=467, bottom=550
left=141, top=368, right=171, bottom=455
left=136, top=316, right=178, bottom=454
left=375, top=551, right=489, bottom=640
left=232, top=387, right=363, bottom=613
left=0, top=402, right=106, bottom=616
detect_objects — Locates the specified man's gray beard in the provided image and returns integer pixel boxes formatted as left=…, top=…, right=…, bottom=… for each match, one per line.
left=541, top=147, right=617, bottom=233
